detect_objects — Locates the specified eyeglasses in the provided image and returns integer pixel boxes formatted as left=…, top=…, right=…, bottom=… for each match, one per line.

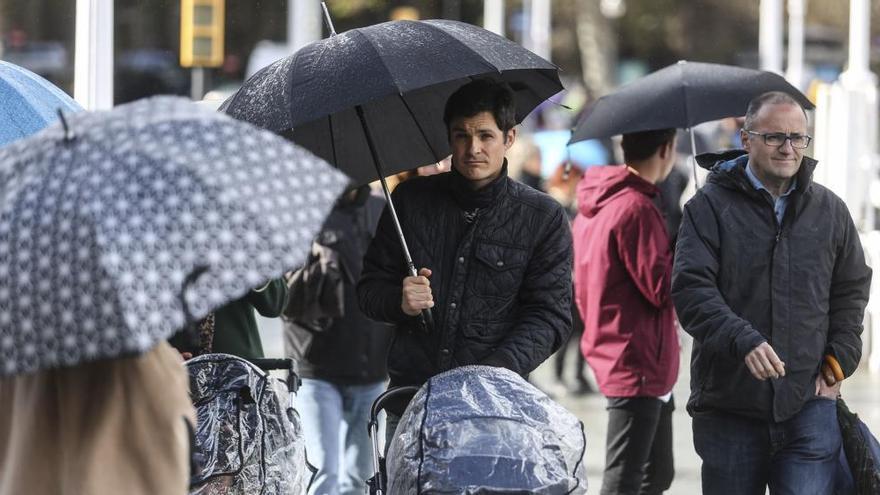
left=744, top=130, right=812, bottom=149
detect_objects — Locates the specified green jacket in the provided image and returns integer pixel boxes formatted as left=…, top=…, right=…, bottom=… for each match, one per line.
left=211, top=279, right=288, bottom=360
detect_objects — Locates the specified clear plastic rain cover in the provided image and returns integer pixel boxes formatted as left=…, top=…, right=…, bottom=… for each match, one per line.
left=387, top=365, right=587, bottom=494
left=186, top=354, right=311, bottom=495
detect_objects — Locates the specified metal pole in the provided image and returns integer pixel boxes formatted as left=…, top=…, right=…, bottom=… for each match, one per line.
left=74, top=0, right=114, bottom=110
left=689, top=128, right=700, bottom=189
left=190, top=67, right=205, bottom=101
left=529, top=0, right=551, bottom=60
left=759, top=0, right=783, bottom=73
left=846, top=0, right=871, bottom=76
left=288, top=0, right=322, bottom=52
left=484, top=0, right=505, bottom=36
left=785, top=0, right=805, bottom=88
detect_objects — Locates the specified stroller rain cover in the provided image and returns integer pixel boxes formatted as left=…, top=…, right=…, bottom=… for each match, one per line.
left=387, top=366, right=587, bottom=494
left=186, top=354, right=310, bottom=495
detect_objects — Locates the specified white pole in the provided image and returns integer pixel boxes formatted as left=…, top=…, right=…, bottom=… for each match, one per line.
left=289, top=0, right=322, bottom=52
left=845, top=0, right=871, bottom=77
left=785, top=0, right=805, bottom=88
left=529, top=0, right=551, bottom=60
left=74, top=0, right=114, bottom=110
left=484, top=0, right=505, bottom=36
left=759, top=0, right=783, bottom=73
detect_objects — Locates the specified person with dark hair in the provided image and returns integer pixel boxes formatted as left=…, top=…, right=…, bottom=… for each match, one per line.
left=673, top=91, right=871, bottom=494
left=358, top=79, right=573, bottom=448
left=572, top=128, right=680, bottom=494
left=283, top=185, right=392, bottom=495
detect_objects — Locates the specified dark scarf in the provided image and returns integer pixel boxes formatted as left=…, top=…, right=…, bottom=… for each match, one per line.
left=447, top=160, right=509, bottom=211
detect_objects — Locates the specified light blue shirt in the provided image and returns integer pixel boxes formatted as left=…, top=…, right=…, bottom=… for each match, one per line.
left=744, top=162, right=796, bottom=225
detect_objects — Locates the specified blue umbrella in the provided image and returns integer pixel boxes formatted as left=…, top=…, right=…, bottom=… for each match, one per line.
left=0, top=60, right=82, bottom=147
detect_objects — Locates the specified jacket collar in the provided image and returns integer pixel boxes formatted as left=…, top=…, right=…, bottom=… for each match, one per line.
left=447, top=159, right=509, bottom=210
left=697, top=149, right=817, bottom=198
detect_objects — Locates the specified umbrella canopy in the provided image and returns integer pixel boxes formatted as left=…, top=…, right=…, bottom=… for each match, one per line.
left=570, top=61, right=814, bottom=144
left=220, top=19, right=562, bottom=185
left=0, top=96, right=348, bottom=376
left=0, top=60, right=82, bottom=147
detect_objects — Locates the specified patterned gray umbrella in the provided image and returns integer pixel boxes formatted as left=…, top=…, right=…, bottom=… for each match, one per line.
left=0, top=97, right=348, bottom=376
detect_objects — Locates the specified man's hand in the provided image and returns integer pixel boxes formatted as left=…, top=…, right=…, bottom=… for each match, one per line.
left=815, top=371, right=841, bottom=399
left=402, top=268, right=433, bottom=316
left=745, top=342, right=786, bottom=380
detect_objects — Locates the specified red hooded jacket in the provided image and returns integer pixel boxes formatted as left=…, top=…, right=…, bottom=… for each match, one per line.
left=572, top=165, right=679, bottom=397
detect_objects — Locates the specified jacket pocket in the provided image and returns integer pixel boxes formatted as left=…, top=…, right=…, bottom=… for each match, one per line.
left=461, top=321, right=507, bottom=345
left=474, top=241, right=528, bottom=272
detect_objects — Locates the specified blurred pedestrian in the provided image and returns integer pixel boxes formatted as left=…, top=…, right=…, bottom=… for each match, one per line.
left=0, top=342, right=195, bottom=495
left=170, top=279, right=287, bottom=360
left=572, top=129, right=681, bottom=495
left=546, top=163, right=593, bottom=396
left=283, top=185, right=392, bottom=495
left=358, top=79, right=573, bottom=449
left=673, top=91, right=872, bottom=494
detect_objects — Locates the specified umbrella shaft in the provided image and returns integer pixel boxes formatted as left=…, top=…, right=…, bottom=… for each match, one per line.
left=689, top=128, right=700, bottom=190
left=355, top=105, right=418, bottom=277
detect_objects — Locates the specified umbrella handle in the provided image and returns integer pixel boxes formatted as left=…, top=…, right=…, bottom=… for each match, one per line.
left=420, top=307, right=434, bottom=333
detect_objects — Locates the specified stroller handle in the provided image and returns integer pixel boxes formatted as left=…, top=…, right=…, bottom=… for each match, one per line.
left=248, top=358, right=301, bottom=394
left=249, top=358, right=293, bottom=372
left=367, top=386, right=419, bottom=495
left=369, top=386, right=420, bottom=422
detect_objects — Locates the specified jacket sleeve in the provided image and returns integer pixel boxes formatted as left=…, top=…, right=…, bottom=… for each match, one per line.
left=826, top=210, right=871, bottom=377
left=247, top=278, right=288, bottom=317
left=357, top=194, right=419, bottom=325
left=482, top=206, right=573, bottom=373
left=616, top=203, right=672, bottom=309
left=672, top=195, right=766, bottom=359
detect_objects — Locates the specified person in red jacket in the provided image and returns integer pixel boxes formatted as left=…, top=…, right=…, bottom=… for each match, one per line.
left=572, top=128, right=681, bottom=495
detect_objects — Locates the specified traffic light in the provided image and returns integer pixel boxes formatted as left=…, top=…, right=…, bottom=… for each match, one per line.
left=180, top=0, right=225, bottom=68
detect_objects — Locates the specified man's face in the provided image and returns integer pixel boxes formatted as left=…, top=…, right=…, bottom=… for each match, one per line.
left=449, top=111, right=515, bottom=189
left=742, top=103, right=808, bottom=182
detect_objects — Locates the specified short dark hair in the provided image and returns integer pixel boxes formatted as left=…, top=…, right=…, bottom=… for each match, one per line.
left=443, top=79, right=517, bottom=135
left=621, top=128, right=677, bottom=163
left=744, top=91, right=806, bottom=130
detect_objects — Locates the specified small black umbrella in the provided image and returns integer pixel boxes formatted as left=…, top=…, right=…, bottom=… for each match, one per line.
left=569, top=61, right=814, bottom=186
left=0, top=97, right=348, bottom=376
left=837, top=398, right=880, bottom=494
left=221, top=15, right=562, bottom=330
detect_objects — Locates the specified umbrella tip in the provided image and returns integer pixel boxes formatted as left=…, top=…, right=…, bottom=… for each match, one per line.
left=321, top=2, right=337, bottom=36
left=56, top=108, right=75, bottom=142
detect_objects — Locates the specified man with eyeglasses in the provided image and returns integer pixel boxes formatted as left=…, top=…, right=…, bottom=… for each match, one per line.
left=672, top=91, right=871, bottom=494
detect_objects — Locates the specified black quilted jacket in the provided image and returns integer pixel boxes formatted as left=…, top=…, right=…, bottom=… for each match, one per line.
left=357, top=165, right=573, bottom=396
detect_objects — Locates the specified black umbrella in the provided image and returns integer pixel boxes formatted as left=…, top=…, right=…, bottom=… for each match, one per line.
left=569, top=61, right=814, bottom=186
left=0, top=97, right=348, bottom=376
left=221, top=15, right=562, bottom=330
left=837, top=398, right=880, bottom=494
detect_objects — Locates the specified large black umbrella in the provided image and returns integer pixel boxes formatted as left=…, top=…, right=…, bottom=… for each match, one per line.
left=221, top=19, right=561, bottom=186
left=569, top=61, right=813, bottom=185
left=0, top=97, right=348, bottom=376
left=221, top=17, right=562, bottom=330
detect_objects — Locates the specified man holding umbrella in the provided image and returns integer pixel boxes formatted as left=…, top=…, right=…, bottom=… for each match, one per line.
left=358, top=79, right=573, bottom=444
left=673, top=91, right=871, bottom=494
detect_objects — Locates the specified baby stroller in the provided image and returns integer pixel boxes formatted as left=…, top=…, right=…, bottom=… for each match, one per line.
left=368, top=366, right=588, bottom=495
left=186, top=354, right=312, bottom=495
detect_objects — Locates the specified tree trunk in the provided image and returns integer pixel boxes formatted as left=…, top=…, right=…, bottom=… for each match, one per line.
left=575, top=0, right=617, bottom=99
